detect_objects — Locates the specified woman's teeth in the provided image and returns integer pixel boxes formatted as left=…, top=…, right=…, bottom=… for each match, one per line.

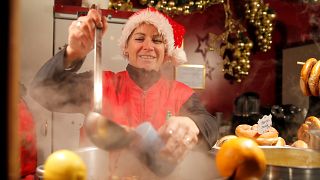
left=139, top=55, right=155, bottom=59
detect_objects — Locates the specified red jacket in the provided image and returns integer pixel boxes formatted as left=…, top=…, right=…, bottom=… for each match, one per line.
left=19, top=99, right=37, bottom=179
left=101, top=71, right=194, bottom=129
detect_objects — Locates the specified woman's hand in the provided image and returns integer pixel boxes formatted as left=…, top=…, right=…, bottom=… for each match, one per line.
left=158, top=116, right=200, bottom=163
left=65, top=9, right=108, bottom=68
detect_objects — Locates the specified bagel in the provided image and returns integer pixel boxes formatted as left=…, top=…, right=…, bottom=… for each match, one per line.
left=300, top=58, right=317, bottom=96
left=308, top=60, right=320, bottom=96
left=235, top=124, right=279, bottom=146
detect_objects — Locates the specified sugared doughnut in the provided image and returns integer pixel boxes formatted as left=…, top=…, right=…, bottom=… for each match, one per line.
left=235, top=124, right=279, bottom=146
left=300, top=58, right=317, bottom=96
left=308, top=60, right=320, bottom=96
left=235, top=124, right=258, bottom=138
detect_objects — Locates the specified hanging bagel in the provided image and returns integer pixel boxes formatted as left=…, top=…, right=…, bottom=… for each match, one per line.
left=308, top=60, right=320, bottom=96
left=300, top=58, right=317, bottom=96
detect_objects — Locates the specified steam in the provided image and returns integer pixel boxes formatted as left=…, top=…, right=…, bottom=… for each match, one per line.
left=106, top=144, right=220, bottom=180
left=30, top=73, right=93, bottom=114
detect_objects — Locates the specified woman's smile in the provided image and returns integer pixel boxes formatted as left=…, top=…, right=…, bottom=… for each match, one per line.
left=138, top=55, right=157, bottom=66
left=138, top=55, right=156, bottom=60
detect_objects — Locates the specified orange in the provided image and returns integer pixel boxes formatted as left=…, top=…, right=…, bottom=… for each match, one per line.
left=216, top=137, right=266, bottom=180
left=44, top=149, right=87, bottom=180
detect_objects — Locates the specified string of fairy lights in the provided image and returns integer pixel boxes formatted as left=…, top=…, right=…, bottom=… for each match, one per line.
left=107, top=0, right=276, bottom=83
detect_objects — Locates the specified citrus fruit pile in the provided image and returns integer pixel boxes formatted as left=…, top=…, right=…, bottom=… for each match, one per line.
left=216, top=137, right=266, bottom=180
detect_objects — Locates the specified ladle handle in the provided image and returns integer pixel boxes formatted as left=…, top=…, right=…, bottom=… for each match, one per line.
left=93, top=4, right=103, bottom=113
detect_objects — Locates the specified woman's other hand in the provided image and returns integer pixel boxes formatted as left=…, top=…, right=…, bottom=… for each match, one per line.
left=65, top=9, right=108, bottom=68
left=158, top=116, right=200, bottom=163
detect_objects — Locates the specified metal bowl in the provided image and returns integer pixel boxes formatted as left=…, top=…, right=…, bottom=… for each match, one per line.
left=75, top=146, right=228, bottom=180
left=262, top=146, right=320, bottom=180
left=75, top=146, right=222, bottom=180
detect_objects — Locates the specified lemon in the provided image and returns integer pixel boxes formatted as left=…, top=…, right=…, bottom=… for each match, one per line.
left=44, top=149, right=87, bottom=180
left=216, top=137, right=266, bottom=180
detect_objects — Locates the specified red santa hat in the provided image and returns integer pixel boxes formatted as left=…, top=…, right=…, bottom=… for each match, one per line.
left=119, top=7, right=187, bottom=65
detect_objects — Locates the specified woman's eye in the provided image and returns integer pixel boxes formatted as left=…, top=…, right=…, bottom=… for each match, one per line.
left=135, top=38, right=144, bottom=42
left=153, top=39, right=163, bottom=44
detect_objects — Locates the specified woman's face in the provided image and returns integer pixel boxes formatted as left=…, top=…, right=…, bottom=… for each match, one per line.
left=125, top=23, right=166, bottom=71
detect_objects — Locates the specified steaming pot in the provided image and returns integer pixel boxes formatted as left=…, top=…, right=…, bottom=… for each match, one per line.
left=74, top=146, right=222, bottom=180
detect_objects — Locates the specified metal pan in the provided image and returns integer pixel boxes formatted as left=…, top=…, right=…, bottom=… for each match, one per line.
left=262, top=146, right=320, bottom=180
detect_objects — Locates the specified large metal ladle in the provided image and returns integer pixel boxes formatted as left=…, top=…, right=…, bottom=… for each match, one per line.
left=83, top=7, right=136, bottom=150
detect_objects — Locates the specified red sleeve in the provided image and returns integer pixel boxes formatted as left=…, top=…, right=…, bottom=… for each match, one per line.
left=19, top=99, right=37, bottom=177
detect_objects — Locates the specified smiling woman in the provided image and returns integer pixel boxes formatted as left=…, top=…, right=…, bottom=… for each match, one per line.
left=30, top=7, right=219, bottom=179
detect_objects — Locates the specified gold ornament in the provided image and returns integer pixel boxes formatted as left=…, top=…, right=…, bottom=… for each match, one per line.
left=244, top=0, right=276, bottom=52
left=208, top=0, right=253, bottom=83
left=109, top=0, right=133, bottom=11
left=139, top=0, right=148, bottom=5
